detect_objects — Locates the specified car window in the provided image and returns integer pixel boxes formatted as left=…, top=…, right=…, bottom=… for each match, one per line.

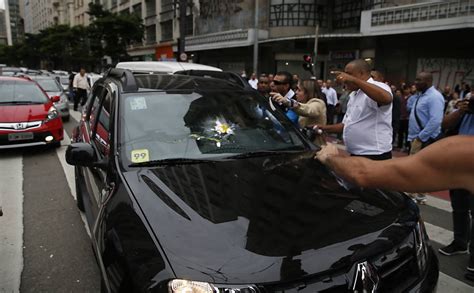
left=119, top=90, right=306, bottom=165
left=88, top=87, right=104, bottom=135
left=34, top=79, right=62, bottom=92
left=0, top=80, right=49, bottom=103
left=93, top=91, right=112, bottom=157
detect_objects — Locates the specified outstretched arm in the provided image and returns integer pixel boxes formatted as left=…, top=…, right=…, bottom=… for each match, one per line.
left=316, top=136, right=474, bottom=193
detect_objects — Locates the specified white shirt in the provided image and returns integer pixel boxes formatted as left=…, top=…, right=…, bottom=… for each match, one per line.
left=325, top=87, right=338, bottom=106
left=73, top=74, right=90, bottom=90
left=248, top=78, right=258, bottom=90
left=342, top=78, right=393, bottom=155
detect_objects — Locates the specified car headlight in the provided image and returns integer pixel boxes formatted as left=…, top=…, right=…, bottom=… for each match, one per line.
left=46, top=106, right=59, bottom=122
left=168, top=280, right=213, bottom=293
left=60, top=93, right=68, bottom=103
left=168, top=279, right=259, bottom=293
left=414, top=220, right=429, bottom=273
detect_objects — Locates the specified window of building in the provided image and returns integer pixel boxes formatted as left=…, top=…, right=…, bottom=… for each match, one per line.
left=145, top=0, right=156, bottom=17
left=269, top=0, right=327, bottom=27
left=332, top=0, right=385, bottom=29
left=146, top=24, right=156, bottom=45
left=161, top=20, right=173, bottom=41
left=133, top=3, right=142, bottom=19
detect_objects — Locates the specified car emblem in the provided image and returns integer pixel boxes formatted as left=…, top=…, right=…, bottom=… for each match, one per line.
left=14, top=123, right=27, bottom=130
left=352, top=261, right=380, bottom=293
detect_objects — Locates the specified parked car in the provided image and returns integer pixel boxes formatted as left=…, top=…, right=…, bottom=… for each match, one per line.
left=66, top=67, right=438, bottom=293
left=0, top=76, right=63, bottom=148
left=30, top=76, right=70, bottom=121
left=0, top=66, right=22, bottom=76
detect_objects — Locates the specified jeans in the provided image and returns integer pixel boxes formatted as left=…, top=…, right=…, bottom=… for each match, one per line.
left=450, top=189, right=474, bottom=253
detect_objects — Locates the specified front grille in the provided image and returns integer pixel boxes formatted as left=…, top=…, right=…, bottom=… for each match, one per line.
left=0, top=121, right=42, bottom=131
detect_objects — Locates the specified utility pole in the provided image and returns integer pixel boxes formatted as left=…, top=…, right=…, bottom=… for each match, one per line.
left=178, top=0, right=187, bottom=61
left=313, top=24, right=319, bottom=78
left=253, top=0, right=259, bottom=74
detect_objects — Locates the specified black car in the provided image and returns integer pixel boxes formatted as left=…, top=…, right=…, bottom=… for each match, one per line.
left=66, top=68, right=438, bottom=293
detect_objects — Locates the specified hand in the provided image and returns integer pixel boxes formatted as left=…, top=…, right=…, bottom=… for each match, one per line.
left=315, top=143, right=339, bottom=164
left=312, top=125, right=325, bottom=135
left=455, top=100, right=470, bottom=113
left=331, top=71, right=356, bottom=85
left=270, top=92, right=290, bottom=106
left=410, top=138, right=422, bottom=155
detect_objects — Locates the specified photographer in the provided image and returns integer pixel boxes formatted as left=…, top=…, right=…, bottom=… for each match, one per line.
left=438, top=97, right=474, bottom=275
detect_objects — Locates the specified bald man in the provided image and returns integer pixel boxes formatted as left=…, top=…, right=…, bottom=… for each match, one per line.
left=315, top=136, right=474, bottom=194
left=317, top=59, right=393, bottom=160
left=407, top=72, right=445, bottom=155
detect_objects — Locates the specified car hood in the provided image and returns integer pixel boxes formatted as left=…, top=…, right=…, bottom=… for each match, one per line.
left=0, top=103, right=50, bottom=122
left=122, top=151, right=418, bottom=285
left=45, top=91, right=62, bottom=98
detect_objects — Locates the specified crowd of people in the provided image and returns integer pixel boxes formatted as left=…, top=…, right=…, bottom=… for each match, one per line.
left=245, top=59, right=474, bottom=279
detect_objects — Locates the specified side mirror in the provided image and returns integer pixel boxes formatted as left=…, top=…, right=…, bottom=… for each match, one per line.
left=66, top=143, right=97, bottom=167
left=51, top=95, right=60, bottom=103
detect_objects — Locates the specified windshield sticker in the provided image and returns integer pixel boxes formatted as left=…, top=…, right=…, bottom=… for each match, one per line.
left=130, top=97, right=147, bottom=110
left=131, top=149, right=150, bottom=163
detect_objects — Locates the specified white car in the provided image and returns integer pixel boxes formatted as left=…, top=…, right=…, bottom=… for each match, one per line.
left=115, top=61, right=222, bottom=74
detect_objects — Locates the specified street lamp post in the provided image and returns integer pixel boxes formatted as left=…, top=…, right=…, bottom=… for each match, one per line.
left=178, top=0, right=187, bottom=61
left=253, top=0, right=259, bottom=75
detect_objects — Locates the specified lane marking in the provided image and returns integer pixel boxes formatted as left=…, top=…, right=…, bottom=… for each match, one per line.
left=424, top=221, right=452, bottom=247
left=425, top=194, right=452, bottom=212
left=438, top=272, right=474, bottom=292
left=0, top=155, right=23, bottom=292
left=56, top=130, right=91, bottom=237
left=69, top=109, right=81, bottom=122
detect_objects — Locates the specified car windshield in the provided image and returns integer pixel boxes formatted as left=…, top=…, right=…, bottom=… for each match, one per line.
left=34, top=79, right=61, bottom=92
left=120, top=90, right=307, bottom=166
left=0, top=80, right=49, bottom=103
left=59, top=77, right=69, bottom=85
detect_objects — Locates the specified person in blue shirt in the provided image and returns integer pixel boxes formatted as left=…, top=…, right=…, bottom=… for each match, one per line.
left=270, top=71, right=299, bottom=126
left=407, top=72, right=445, bottom=155
left=438, top=97, right=474, bottom=277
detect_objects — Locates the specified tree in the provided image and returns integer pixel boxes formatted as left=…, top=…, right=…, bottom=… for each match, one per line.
left=87, top=3, right=144, bottom=64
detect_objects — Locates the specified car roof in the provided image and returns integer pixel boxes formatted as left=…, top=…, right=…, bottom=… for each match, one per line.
left=0, top=76, right=35, bottom=82
left=131, top=74, right=244, bottom=92
left=116, top=61, right=222, bottom=74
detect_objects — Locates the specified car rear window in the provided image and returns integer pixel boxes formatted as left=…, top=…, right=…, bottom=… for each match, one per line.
left=0, top=80, right=49, bottom=103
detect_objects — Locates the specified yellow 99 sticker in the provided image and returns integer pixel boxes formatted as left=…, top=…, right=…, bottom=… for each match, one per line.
left=131, top=149, right=150, bottom=163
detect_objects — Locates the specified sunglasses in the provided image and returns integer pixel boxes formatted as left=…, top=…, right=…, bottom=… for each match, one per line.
left=273, top=80, right=288, bottom=85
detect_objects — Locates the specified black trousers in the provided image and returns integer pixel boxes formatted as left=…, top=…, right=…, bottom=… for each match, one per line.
left=327, top=105, right=335, bottom=125
left=74, top=88, right=87, bottom=110
left=397, top=119, right=409, bottom=149
left=450, top=189, right=474, bottom=253
left=350, top=151, right=392, bottom=161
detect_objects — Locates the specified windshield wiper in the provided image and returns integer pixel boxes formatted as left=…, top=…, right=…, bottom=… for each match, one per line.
left=0, top=101, right=43, bottom=105
left=226, top=149, right=303, bottom=160
left=129, top=157, right=217, bottom=167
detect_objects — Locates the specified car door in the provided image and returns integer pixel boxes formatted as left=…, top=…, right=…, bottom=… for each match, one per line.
left=82, top=87, right=112, bottom=227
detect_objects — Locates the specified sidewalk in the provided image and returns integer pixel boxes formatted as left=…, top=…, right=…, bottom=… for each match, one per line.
left=325, top=136, right=450, bottom=202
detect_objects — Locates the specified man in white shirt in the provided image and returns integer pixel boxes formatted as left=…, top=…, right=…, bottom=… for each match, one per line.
left=316, top=59, right=393, bottom=160
left=325, top=80, right=338, bottom=124
left=248, top=73, right=258, bottom=90
left=73, top=68, right=91, bottom=111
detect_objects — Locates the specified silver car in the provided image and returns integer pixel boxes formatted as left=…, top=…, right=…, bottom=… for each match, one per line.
left=30, top=76, right=70, bottom=121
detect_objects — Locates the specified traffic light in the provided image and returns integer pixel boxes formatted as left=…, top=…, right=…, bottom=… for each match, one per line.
left=303, top=54, right=314, bottom=75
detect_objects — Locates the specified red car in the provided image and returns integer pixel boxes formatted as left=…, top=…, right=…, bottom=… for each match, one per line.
left=0, top=76, right=64, bottom=148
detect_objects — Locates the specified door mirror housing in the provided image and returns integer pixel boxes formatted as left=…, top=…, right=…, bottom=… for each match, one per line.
left=66, top=143, right=98, bottom=167
left=50, top=95, right=61, bottom=103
